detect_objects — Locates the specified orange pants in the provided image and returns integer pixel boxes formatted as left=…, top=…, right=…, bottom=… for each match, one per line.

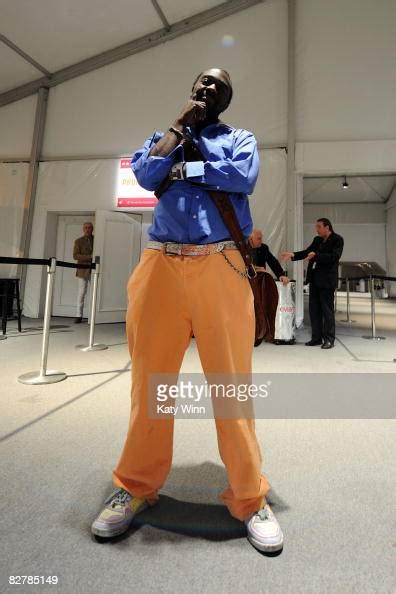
left=112, top=247, right=270, bottom=521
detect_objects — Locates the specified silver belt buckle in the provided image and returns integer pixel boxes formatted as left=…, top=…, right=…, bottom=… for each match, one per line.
left=164, top=242, right=181, bottom=255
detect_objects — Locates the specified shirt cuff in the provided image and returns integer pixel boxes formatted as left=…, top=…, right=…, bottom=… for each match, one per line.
left=146, top=130, right=183, bottom=161
left=185, top=160, right=205, bottom=178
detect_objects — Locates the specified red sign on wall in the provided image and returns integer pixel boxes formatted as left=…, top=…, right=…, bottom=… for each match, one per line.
left=116, top=158, right=158, bottom=209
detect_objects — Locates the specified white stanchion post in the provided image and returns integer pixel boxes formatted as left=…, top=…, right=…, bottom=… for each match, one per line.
left=340, top=277, right=355, bottom=324
left=76, top=256, right=108, bottom=352
left=18, top=258, right=67, bottom=384
left=362, top=276, right=385, bottom=341
left=1, top=284, right=9, bottom=340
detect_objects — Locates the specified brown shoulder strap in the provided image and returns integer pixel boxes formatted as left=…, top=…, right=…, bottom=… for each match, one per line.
left=208, top=190, right=257, bottom=279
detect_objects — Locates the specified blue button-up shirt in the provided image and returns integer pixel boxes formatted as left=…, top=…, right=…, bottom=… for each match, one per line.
left=130, top=122, right=259, bottom=244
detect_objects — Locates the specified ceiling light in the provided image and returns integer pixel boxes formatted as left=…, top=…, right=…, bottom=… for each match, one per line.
left=342, top=176, right=349, bottom=189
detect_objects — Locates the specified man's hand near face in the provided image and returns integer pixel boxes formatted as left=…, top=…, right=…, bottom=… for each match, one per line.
left=176, top=97, right=207, bottom=128
left=148, top=98, right=206, bottom=158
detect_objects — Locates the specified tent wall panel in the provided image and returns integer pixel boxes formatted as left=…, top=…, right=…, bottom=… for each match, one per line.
left=386, top=188, right=396, bottom=296
left=0, top=95, right=37, bottom=158
left=304, top=203, right=386, bottom=225
left=0, top=163, right=29, bottom=277
left=296, top=141, right=396, bottom=176
left=296, top=0, right=396, bottom=141
left=249, top=149, right=287, bottom=259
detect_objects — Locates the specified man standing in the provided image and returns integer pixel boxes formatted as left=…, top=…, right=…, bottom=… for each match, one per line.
left=91, top=69, right=284, bottom=553
left=73, top=222, right=94, bottom=324
left=249, top=229, right=289, bottom=284
left=282, top=218, right=344, bottom=349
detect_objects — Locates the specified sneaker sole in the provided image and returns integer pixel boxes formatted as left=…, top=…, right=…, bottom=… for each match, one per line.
left=92, top=521, right=134, bottom=539
left=247, top=533, right=284, bottom=553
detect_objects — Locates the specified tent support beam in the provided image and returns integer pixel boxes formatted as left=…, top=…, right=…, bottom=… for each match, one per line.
left=18, top=87, right=49, bottom=300
left=286, top=0, right=296, bottom=252
left=0, top=0, right=264, bottom=107
left=0, top=34, right=51, bottom=76
left=286, top=0, right=303, bottom=323
left=150, top=0, right=171, bottom=30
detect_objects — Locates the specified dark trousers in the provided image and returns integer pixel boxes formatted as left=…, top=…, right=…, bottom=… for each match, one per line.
left=309, top=283, right=335, bottom=343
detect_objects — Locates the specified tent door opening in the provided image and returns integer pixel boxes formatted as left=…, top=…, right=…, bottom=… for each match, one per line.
left=93, top=209, right=142, bottom=324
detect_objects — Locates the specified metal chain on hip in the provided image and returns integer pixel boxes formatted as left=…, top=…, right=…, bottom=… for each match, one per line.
left=220, top=248, right=250, bottom=279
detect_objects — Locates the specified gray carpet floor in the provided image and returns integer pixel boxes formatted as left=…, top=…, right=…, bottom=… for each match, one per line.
left=0, top=316, right=395, bottom=594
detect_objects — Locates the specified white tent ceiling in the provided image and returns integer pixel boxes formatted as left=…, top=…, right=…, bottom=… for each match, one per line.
left=0, top=0, right=249, bottom=95
left=304, top=175, right=396, bottom=204
left=0, top=42, right=41, bottom=93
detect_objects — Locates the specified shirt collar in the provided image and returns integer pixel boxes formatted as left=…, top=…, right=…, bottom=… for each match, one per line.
left=186, top=121, right=232, bottom=139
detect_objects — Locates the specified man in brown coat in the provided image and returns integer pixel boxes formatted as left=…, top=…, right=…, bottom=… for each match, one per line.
left=73, top=222, right=94, bottom=323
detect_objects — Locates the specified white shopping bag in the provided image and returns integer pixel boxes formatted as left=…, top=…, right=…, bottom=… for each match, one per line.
left=274, top=281, right=296, bottom=344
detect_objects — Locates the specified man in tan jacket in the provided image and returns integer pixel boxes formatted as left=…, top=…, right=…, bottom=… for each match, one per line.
left=73, top=222, right=94, bottom=323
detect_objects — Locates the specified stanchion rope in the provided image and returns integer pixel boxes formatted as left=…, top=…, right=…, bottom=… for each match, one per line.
left=0, top=256, right=95, bottom=269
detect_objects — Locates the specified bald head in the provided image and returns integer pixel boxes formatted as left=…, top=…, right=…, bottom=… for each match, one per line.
left=193, top=68, right=232, bottom=94
left=250, top=229, right=263, bottom=248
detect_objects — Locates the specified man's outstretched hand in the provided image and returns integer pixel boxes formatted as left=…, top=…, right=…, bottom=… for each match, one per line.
left=280, top=251, right=294, bottom=262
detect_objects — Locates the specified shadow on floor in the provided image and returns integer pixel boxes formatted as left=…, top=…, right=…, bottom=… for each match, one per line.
left=134, top=495, right=247, bottom=540
left=67, top=367, right=130, bottom=378
left=89, top=462, right=288, bottom=543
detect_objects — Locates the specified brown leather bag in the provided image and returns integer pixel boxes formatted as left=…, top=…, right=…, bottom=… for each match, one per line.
left=255, top=271, right=279, bottom=344
left=207, top=190, right=278, bottom=347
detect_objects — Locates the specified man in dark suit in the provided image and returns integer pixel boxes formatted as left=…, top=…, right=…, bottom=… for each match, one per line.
left=281, top=218, right=344, bottom=349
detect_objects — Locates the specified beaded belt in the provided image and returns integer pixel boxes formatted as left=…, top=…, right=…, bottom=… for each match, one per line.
left=146, top=240, right=238, bottom=256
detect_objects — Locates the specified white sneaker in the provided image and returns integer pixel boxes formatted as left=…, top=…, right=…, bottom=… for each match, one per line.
left=245, top=504, right=284, bottom=552
left=91, top=488, right=150, bottom=538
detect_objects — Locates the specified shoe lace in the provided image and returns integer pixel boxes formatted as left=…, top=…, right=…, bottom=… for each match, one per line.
left=257, top=507, right=272, bottom=522
left=106, top=489, right=131, bottom=508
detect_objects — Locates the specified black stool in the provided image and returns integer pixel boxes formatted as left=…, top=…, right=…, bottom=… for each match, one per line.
left=0, top=278, right=22, bottom=335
